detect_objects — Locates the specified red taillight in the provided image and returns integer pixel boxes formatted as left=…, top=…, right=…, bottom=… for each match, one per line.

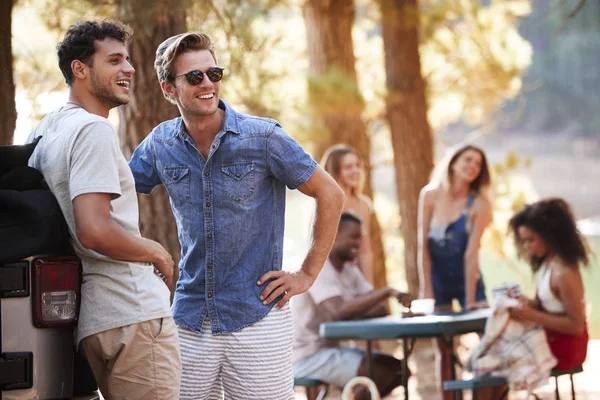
left=32, top=257, right=81, bottom=328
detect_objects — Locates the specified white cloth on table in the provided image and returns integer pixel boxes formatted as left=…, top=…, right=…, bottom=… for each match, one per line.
left=466, top=295, right=557, bottom=392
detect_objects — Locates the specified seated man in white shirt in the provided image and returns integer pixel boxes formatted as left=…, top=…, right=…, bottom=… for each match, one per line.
left=292, top=212, right=411, bottom=400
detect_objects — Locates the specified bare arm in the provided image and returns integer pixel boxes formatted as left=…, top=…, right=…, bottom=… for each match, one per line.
left=73, top=193, right=174, bottom=286
left=512, top=268, right=586, bottom=334
left=418, top=187, right=435, bottom=298
left=318, top=288, right=410, bottom=321
left=464, top=196, right=492, bottom=308
left=363, top=302, right=389, bottom=318
left=296, top=167, right=345, bottom=279
left=357, top=196, right=374, bottom=283
left=258, top=166, right=344, bottom=308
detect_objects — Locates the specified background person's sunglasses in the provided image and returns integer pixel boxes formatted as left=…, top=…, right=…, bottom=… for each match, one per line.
left=175, top=67, right=225, bottom=85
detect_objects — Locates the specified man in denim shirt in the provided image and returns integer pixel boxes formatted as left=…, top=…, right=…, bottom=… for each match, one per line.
left=129, top=32, right=344, bottom=399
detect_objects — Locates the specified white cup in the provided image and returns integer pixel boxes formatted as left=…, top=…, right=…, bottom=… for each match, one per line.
left=410, top=298, right=435, bottom=315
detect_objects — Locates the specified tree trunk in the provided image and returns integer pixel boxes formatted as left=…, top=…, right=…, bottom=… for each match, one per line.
left=303, top=0, right=388, bottom=289
left=0, top=0, right=17, bottom=145
left=380, top=0, right=434, bottom=296
left=117, top=2, right=187, bottom=284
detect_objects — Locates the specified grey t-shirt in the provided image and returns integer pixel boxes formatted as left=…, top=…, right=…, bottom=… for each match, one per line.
left=27, top=104, right=171, bottom=346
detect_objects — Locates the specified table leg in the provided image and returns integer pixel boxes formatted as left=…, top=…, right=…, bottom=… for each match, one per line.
left=365, top=340, right=373, bottom=378
left=447, top=336, right=456, bottom=381
left=444, top=336, right=463, bottom=400
left=403, top=338, right=409, bottom=400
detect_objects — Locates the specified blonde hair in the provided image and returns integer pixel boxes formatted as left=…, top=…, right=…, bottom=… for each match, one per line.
left=321, top=144, right=364, bottom=196
left=154, top=32, right=217, bottom=101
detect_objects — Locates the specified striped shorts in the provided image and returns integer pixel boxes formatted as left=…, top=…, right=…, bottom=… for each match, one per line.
left=178, top=305, right=294, bottom=400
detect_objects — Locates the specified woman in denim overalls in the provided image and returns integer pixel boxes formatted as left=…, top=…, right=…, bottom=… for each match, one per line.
left=418, top=145, right=493, bottom=400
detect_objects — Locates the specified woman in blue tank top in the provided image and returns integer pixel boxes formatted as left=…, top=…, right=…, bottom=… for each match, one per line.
left=418, top=144, right=493, bottom=400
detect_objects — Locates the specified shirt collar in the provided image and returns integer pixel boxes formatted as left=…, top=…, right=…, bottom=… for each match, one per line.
left=175, top=99, right=241, bottom=139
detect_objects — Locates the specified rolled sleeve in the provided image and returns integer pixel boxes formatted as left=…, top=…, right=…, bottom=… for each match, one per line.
left=267, top=126, right=317, bottom=190
left=129, top=135, right=161, bottom=194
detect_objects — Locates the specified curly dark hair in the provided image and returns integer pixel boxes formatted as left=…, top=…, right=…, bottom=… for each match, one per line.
left=509, top=198, right=590, bottom=271
left=57, top=19, right=133, bottom=85
left=339, top=212, right=362, bottom=231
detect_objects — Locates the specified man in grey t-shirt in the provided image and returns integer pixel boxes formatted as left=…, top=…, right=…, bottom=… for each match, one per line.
left=27, top=20, right=181, bottom=399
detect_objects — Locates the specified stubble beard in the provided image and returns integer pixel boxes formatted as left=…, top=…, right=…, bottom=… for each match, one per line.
left=176, top=86, right=219, bottom=118
left=187, top=98, right=219, bottom=118
left=90, top=68, right=128, bottom=110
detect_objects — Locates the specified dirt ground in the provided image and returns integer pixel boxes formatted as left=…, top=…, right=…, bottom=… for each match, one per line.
left=294, top=337, right=600, bottom=400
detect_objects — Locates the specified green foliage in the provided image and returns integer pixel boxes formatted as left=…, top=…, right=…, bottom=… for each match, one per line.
left=13, top=0, right=534, bottom=138
left=12, top=0, right=117, bottom=126
left=12, top=2, right=69, bottom=124
left=186, top=0, right=291, bottom=119
left=32, top=0, right=115, bottom=31
left=419, top=0, right=533, bottom=129
left=483, top=150, right=536, bottom=270
left=348, top=1, right=533, bottom=134
left=307, top=67, right=365, bottom=118
left=13, top=0, right=290, bottom=132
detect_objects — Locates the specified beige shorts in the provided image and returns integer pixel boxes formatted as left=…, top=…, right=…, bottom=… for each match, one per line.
left=80, top=317, right=181, bottom=400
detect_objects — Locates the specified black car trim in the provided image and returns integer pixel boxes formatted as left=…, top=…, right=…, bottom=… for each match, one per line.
left=0, top=352, right=33, bottom=390
left=0, top=262, right=30, bottom=298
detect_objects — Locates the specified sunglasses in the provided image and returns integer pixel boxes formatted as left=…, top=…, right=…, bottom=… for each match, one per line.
left=175, top=67, right=224, bottom=85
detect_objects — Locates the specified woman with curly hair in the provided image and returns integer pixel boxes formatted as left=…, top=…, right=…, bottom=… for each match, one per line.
left=508, top=198, right=590, bottom=370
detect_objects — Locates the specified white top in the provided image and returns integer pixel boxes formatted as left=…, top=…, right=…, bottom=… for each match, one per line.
left=536, top=261, right=566, bottom=314
left=291, top=258, right=373, bottom=363
left=28, top=105, right=171, bottom=347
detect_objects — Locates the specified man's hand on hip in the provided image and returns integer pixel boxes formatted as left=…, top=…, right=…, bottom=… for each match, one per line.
left=257, top=269, right=315, bottom=309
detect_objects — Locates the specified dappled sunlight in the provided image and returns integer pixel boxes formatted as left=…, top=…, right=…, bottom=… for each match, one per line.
left=421, top=0, right=533, bottom=129
left=7, top=0, right=599, bottom=352
left=3, top=2, right=599, bottom=400
left=11, top=0, right=535, bottom=151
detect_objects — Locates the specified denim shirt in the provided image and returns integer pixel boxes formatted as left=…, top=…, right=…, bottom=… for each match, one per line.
left=129, top=100, right=317, bottom=334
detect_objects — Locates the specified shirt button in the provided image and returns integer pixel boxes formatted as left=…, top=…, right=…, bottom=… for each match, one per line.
left=204, top=171, right=210, bottom=177
left=207, top=264, right=213, bottom=269
left=207, top=234, right=212, bottom=239
left=235, top=174, right=241, bottom=178
left=208, top=293, right=213, bottom=298
left=206, top=202, right=211, bottom=207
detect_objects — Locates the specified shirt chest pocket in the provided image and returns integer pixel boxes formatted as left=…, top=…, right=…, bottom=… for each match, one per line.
left=221, top=162, right=255, bottom=202
left=163, top=166, right=191, bottom=206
